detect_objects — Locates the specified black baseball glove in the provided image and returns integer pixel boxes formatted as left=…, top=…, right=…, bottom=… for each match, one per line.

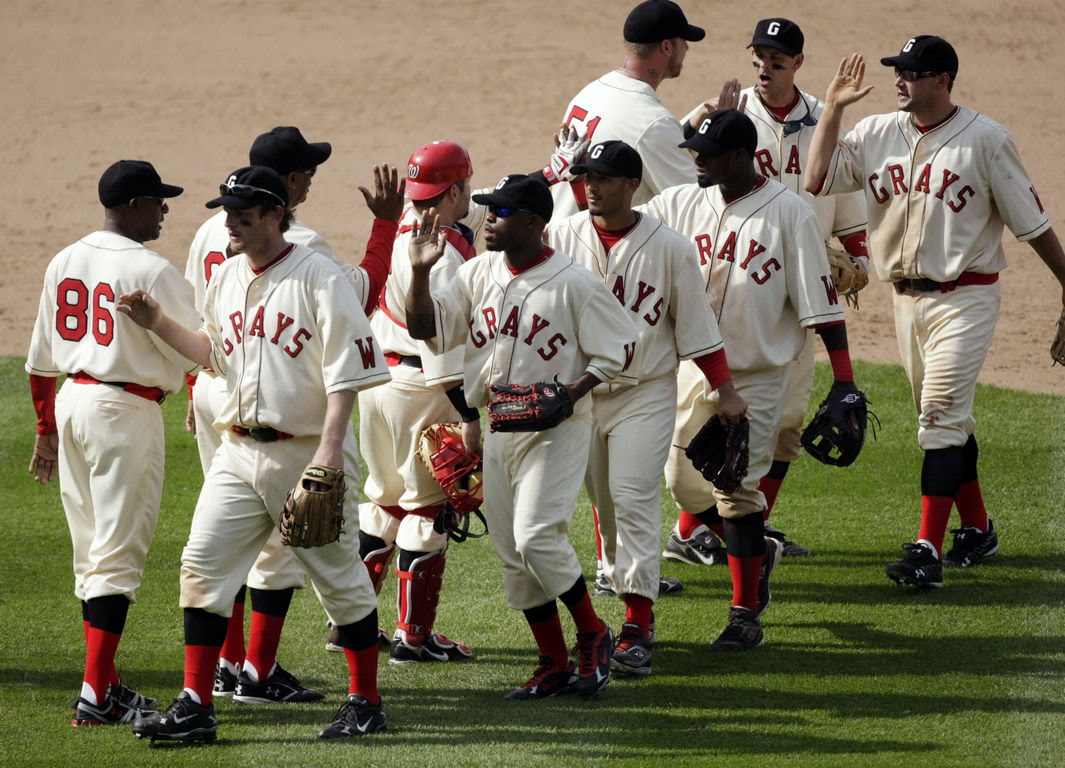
left=685, top=416, right=750, bottom=494
left=800, top=381, right=869, bottom=467
left=487, top=378, right=573, bottom=432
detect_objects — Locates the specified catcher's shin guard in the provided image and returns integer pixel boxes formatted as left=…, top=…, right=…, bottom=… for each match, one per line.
left=394, top=550, right=446, bottom=645
left=362, top=543, right=396, bottom=595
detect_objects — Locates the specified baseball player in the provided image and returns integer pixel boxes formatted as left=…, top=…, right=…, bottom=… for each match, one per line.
left=404, top=174, right=639, bottom=699
left=805, top=38, right=1065, bottom=588
left=120, top=166, right=392, bottom=742
left=358, top=140, right=481, bottom=664
left=552, top=0, right=707, bottom=220
left=640, top=109, right=861, bottom=649
left=546, top=140, right=746, bottom=675
left=184, top=127, right=403, bottom=699
left=666, top=18, right=871, bottom=562
left=26, top=160, right=195, bottom=725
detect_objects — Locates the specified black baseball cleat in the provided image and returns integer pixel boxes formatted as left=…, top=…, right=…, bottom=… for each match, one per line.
left=764, top=521, right=811, bottom=557
left=114, top=683, right=160, bottom=712
left=574, top=621, right=613, bottom=698
left=317, top=694, right=387, bottom=739
left=886, top=543, right=944, bottom=589
left=232, top=664, right=324, bottom=704
left=663, top=529, right=727, bottom=565
left=389, top=632, right=473, bottom=664
left=132, top=691, right=217, bottom=743
left=944, top=519, right=999, bottom=568
left=212, top=664, right=238, bottom=698
left=505, top=655, right=576, bottom=700
left=756, top=537, right=783, bottom=618
left=611, top=622, right=653, bottom=676
left=710, top=606, right=765, bottom=651
left=72, top=694, right=144, bottom=726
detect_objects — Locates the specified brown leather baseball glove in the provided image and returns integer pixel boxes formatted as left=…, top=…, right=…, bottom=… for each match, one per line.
left=279, top=464, right=345, bottom=547
left=827, top=245, right=868, bottom=308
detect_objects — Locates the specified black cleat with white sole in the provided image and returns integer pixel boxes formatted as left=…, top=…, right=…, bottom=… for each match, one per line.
left=132, top=691, right=217, bottom=743
left=317, top=694, right=387, bottom=739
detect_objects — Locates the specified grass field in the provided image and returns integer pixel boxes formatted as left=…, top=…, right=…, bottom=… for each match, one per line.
left=1, top=356, right=1062, bottom=767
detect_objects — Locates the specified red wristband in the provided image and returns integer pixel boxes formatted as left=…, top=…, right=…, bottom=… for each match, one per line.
left=693, top=348, right=732, bottom=390
left=29, top=374, right=57, bottom=435
left=827, top=347, right=854, bottom=382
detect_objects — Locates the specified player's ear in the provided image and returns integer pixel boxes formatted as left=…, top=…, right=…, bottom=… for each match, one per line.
left=793, top=53, right=804, bottom=71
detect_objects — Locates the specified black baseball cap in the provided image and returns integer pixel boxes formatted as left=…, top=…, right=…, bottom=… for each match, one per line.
left=624, top=0, right=705, bottom=44
left=205, top=166, right=289, bottom=210
left=679, top=109, right=758, bottom=157
left=249, top=126, right=332, bottom=176
left=748, top=18, right=804, bottom=57
left=880, top=35, right=958, bottom=74
left=572, top=140, right=643, bottom=181
left=472, top=174, right=553, bottom=221
left=98, top=160, right=183, bottom=208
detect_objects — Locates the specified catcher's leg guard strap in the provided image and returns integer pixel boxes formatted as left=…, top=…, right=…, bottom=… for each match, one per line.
left=723, top=513, right=766, bottom=558
left=921, top=446, right=965, bottom=498
left=395, top=550, right=445, bottom=641
left=360, top=537, right=396, bottom=594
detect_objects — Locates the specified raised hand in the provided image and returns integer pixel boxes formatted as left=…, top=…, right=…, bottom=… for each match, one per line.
left=116, top=289, right=162, bottom=330
left=716, top=78, right=748, bottom=112
left=359, top=164, right=406, bottom=222
left=827, top=53, right=874, bottom=107
left=408, top=208, right=447, bottom=271
left=545, top=124, right=590, bottom=184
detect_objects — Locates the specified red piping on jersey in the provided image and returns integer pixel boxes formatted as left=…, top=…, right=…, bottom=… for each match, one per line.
left=29, top=374, right=57, bottom=435
left=378, top=296, right=408, bottom=329
left=506, top=246, right=553, bottom=276
left=71, top=372, right=166, bottom=403
left=250, top=244, right=295, bottom=275
left=692, top=348, right=731, bottom=390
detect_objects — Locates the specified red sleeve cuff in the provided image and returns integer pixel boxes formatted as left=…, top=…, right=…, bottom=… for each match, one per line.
left=692, top=348, right=732, bottom=390
left=186, top=372, right=198, bottom=400
left=29, top=374, right=57, bottom=435
left=840, top=231, right=868, bottom=259
left=827, top=347, right=854, bottom=382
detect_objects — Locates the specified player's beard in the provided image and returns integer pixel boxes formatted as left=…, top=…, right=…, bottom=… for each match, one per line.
left=696, top=172, right=714, bottom=188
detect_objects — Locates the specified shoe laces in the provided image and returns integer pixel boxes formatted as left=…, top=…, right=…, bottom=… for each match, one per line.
left=574, top=626, right=605, bottom=675
left=902, top=542, right=934, bottom=561
left=522, top=661, right=561, bottom=689
left=615, top=623, right=644, bottom=652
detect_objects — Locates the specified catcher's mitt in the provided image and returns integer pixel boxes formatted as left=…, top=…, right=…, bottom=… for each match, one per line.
left=417, top=423, right=487, bottom=543
left=1052, top=306, right=1065, bottom=366
left=800, top=382, right=871, bottom=467
left=685, top=416, right=750, bottom=494
left=827, top=245, right=868, bottom=308
left=487, top=378, right=573, bottom=432
left=279, top=464, right=345, bottom=547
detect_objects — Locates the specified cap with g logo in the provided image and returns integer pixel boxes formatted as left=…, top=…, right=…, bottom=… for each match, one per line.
left=880, top=35, right=958, bottom=74
left=471, top=174, right=554, bottom=221
left=205, top=166, right=290, bottom=210
left=572, top=140, right=644, bottom=181
left=679, top=109, right=758, bottom=157
left=748, top=18, right=804, bottom=57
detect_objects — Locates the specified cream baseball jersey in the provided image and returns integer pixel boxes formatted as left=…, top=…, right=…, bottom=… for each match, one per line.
left=424, top=248, right=639, bottom=408
left=186, top=211, right=372, bottom=314
left=816, top=105, right=1050, bottom=282
left=201, top=243, right=391, bottom=436
left=545, top=211, right=723, bottom=379
left=553, top=71, right=697, bottom=220
left=372, top=222, right=473, bottom=387
left=27, top=231, right=198, bottom=388
left=742, top=86, right=867, bottom=242
left=640, top=179, right=845, bottom=370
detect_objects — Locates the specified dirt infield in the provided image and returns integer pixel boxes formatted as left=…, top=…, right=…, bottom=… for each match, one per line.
left=3, top=0, right=1062, bottom=393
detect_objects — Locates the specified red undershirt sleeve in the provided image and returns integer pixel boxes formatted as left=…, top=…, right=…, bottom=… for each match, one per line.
left=692, top=348, right=732, bottom=390
left=360, top=219, right=400, bottom=316
left=29, top=374, right=57, bottom=435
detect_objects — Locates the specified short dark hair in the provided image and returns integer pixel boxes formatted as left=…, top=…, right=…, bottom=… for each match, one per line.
left=256, top=202, right=294, bottom=233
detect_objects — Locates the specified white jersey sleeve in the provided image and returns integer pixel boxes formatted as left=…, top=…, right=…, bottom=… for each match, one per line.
left=637, top=116, right=698, bottom=196
left=786, top=206, right=846, bottom=328
left=989, top=133, right=1052, bottom=241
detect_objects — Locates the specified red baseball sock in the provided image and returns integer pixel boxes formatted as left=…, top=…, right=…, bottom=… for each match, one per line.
left=244, top=612, right=285, bottom=681
left=343, top=646, right=380, bottom=704
left=954, top=481, right=988, bottom=532
left=83, top=628, right=121, bottom=704
left=759, top=476, right=784, bottom=520
left=677, top=509, right=703, bottom=539
left=183, top=644, right=222, bottom=706
left=562, top=591, right=601, bottom=634
left=219, top=600, right=246, bottom=668
left=727, top=554, right=762, bottom=613
left=622, top=594, right=653, bottom=635
left=526, top=610, right=570, bottom=668
left=918, top=496, right=953, bottom=558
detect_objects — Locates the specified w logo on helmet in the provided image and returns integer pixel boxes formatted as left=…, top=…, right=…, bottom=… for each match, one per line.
left=408, top=164, right=420, bottom=179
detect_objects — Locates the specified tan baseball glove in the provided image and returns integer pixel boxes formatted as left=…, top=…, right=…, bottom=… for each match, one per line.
left=1052, top=306, right=1065, bottom=366
left=279, top=464, right=345, bottom=548
left=827, top=245, right=868, bottom=308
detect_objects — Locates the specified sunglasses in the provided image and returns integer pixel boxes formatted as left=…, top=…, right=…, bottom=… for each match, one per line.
left=220, top=182, right=286, bottom=206
left=132, top=196, right=167, bottom=207
left=298, top=167, right=316, bottom=177
left=894, top=68, right=943, bottom=82
left=489, top=205, right=524, bottom=218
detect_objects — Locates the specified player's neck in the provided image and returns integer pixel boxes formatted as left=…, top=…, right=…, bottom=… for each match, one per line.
left=760, top=83, right=799, bottom=110
left=592, top=208, right=638, bottom=232
left=911, top=100, right=957, bottom=130
left=101, top=213, right=144, bottom=243
left=720, top=168, right=761, bottom=201
left=504, top=240, right=547, bottom=270
left=618, top=57, right=665, bottom=90
left=245, top=234, right=291, bottom=269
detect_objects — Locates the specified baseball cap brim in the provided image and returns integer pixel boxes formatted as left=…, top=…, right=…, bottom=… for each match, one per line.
left=682, top=23, right=705, bottom=41
left=748, top=36, right=800, bottom=56
left=570, top=159, right=640, bottom=179
left=471, top=190, right=551, bottom=220
left=306, top=141, right=332, bottom=167
left=879, top=53, right=954, bottom=72
left=155, top=183, right=185, bottom=198
left=678, top=136, right=732, bottom=157
left=205, top=194, right=275, bottom=210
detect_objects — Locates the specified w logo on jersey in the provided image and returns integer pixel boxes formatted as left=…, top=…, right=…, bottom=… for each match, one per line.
left=820, top=275, right=840, bottom=306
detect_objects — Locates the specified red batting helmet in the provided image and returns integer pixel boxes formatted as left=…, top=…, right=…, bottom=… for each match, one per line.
left=406, top=141, right=473, bottom=201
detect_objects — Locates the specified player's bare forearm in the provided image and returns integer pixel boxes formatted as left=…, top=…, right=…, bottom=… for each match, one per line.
left=1028, top=227, right=1065, bottom=302
left=311, top=389, right=356, bottom=469
left=117, top=290, right=212, bottom=368
left=564, top=372, right=601, bottom=401
left=405, top=266, right=437, bottom=340
left=806, top=103, right=844, bottom=194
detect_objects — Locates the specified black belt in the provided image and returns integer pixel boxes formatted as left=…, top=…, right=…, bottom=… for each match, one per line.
left=894, top=278, right=944, bottom=294
left=231, top=426, right=293, bottom=442
left=894, top=271, right=999, bottom=295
